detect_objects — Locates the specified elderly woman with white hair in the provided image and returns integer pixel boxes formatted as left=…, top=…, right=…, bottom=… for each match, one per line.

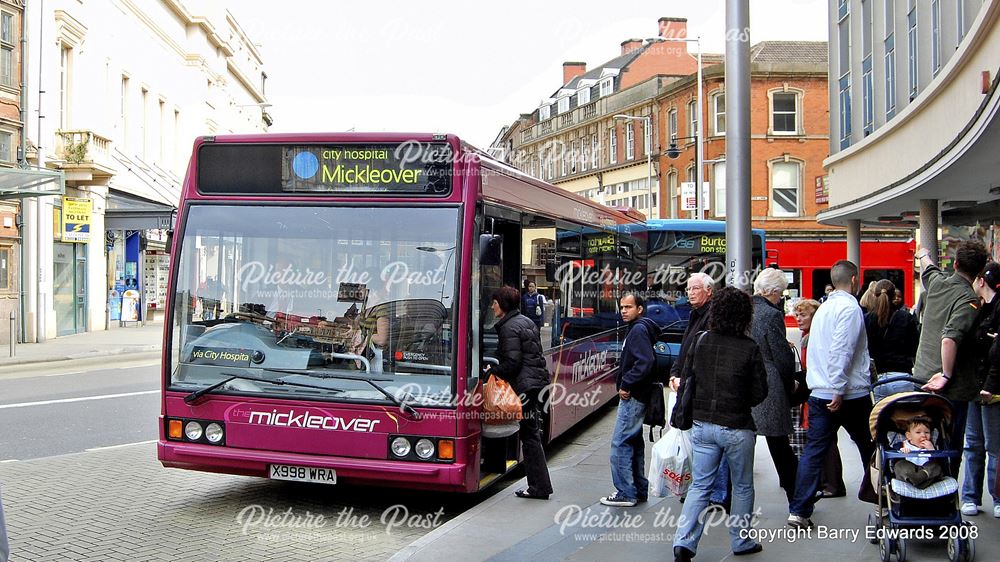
left=750, top=267, right=798, bottom=506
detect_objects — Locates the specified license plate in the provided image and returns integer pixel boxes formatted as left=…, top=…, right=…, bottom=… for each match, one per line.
left=269, top=464, right=337, bottom=484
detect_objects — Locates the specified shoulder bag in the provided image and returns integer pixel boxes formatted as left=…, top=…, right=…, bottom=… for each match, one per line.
left=670, top=331, right=708, bottom=430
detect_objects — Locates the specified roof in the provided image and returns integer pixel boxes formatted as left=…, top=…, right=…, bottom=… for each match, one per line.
left=749, top=41, right=828, bottom=65
left=561, top=48, right=646, bottom=91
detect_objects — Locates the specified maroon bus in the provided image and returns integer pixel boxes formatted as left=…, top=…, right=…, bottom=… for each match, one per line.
left=157, top=133, right=647, bottom=492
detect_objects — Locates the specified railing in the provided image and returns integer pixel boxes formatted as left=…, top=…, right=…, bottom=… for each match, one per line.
left=540, top=121, right=552, bottom=134
left=560, top=113, right=574, bottom=126
left=55, top=130, right=113, bottom=167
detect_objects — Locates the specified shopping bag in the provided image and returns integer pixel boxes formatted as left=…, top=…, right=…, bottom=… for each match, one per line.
left=483, top=374, right=523, bottom=424
left=648, top=427, right=693, bottom=497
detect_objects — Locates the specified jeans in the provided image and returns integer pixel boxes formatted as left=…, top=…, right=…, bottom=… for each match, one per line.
left=520, top=388, right=553, bottom=496
left=949, top=400, right=970, bottom=477
left=872, top=372, right=916, bottom=404
left=961, top=401, right=1000, bottom=507
left=711, top=457, right=730, bottom=504
left=610, top=397, right=648, bottom=500
left=789, top=395, right=875, bottom=518
left=1, top=485, right=9, bottom=562
left=673, top=421, right=758, bottom=554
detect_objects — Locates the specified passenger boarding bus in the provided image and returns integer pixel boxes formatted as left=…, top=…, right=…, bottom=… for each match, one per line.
left=641, top=219, right=765, bottom=371
left=157, top=133, right=647, bottom=492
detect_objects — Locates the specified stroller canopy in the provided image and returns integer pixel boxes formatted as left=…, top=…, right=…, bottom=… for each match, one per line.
left=869, top=391, right=953, bottom=441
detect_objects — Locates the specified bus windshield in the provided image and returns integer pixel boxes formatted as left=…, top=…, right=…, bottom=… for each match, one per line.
left=169, top=204, right=459, bottom=405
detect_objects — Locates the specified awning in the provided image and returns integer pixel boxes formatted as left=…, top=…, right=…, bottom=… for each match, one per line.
left=0, top=166, right=65, bottom=198
left=105, top=191, right=176, bottom=230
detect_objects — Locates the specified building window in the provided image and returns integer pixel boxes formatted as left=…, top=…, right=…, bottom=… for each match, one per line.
left=0, top=247, right=8, bottom=289
left=714, top=161, right=726, bottom=218
left=609, top=128, right=617, bottom=164
left=771, top=160, right=801, bottom=217
left=931, top=0, right=941, bottom=75
left=141, top=87, right=149, bottom=159
left=571, top=140, right=579, bottom=173
left=838, top=4, right=852, bottom=149
left=712, top=92, right=725, bottom=135
left=557, top=96, right=570, bottom=114
left=578, top=88, right=590, bottom=106
left=668, top=171, right=678, bottom=218
left=885, top=0, right=896, bottom=121
left=643, top=119, right=651, bottom=155
left=687, top=100, right=698, bottom=138
left=592, top=135, right=599, bottom=168
left=668, top=109, right=678, bottom=144
left=771, top=92, right=798, bottom=134
left=120, top=75, right=129, bottom=147
left=59, top=45, right=72, bottom=130
left=0, top=12, right=13, bottom=88
left=581, top=140, right=588, bottom=172
left=625, top=125, right=635, bottom=160
left=908, top=0, right=918, bottom=97
left=600, top=78, right=613, bottom=97
left=540, top=105, right=551, bottom=121
left=0, top=131, right=11, bottom=162
left=863, top=60, right=874, bottom=135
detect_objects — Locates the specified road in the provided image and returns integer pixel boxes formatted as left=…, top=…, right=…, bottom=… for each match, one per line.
left=0, top=357, right=617, bottom=560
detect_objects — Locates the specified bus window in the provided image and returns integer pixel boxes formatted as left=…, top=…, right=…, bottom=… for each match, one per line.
left=863, top=269, right=905, bottom=302
left=521, top=215, right=557, bottom=350
left=811, top=269, right=832, bottom=300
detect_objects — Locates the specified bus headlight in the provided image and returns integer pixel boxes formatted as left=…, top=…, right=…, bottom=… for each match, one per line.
left=184, top=421, right=204, bottom=441
left=205, top=423, right=225, bottom=444
left=414, top=438, right=435, bottom=459
left=390, top=437, right=411, bottom=457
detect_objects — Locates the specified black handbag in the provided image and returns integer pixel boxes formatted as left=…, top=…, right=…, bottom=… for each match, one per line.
left=788, top=344, right=810, bottom=406
left=670, top=331, right=707, bottom=431
left=644, top=382, right=666, bottom=441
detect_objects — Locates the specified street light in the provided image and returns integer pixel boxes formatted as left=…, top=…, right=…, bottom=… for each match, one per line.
left=613, top=114, right=654, bottom=219
left=651, top=35, right=703, bottom=219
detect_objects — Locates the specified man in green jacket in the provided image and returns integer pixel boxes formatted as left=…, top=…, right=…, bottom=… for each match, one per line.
left=914, top=240, right=990, bottom=476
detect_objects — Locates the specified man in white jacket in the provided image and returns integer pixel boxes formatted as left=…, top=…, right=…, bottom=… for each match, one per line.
left=787, top=260, right=875, bottom=528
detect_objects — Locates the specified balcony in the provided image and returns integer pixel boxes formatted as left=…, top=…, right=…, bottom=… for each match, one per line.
left=54, top=130, right=116, bottom=185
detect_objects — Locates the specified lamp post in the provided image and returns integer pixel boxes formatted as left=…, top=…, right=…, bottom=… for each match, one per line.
left=652, top=36, right=703, bottom=219
left=666, top=135, right=700, bottom=217
left=613, top=114, right=654, bottom=218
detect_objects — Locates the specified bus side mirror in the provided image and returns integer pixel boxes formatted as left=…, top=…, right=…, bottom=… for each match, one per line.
left=480, top=234, right=502, bottom=266
left=165, top=230, right=174, bottom=253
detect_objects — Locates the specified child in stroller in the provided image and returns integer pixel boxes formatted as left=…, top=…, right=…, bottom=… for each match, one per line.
left=893, top=416, right=945, bottom=489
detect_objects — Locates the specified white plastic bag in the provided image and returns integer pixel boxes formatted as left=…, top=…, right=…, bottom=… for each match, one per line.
left=648, top=427, right=693, bottom=497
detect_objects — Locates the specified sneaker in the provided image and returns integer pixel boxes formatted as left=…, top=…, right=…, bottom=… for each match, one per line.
left=961, top=502, right=979, bottom=516
left=993, top=504, right=1000, bottom=518
left=600, top=493, right=638, bottom=507
left=787, top=514, right=814, bottom=529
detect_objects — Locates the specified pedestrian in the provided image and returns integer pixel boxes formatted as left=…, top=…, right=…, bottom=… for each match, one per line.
left=818, top=284, right=834, bottom=304
left=0, top=484, right=8, bottom=562
left=859, top=280, right=878, bottom=314
left=961, top=260, right=1000, bottom=517
left=793, top=299, right=847, bottom=499
left=914, top=240, right=989, bottom=477
left=672, top=287, right=768, bottom=562
left=522, top=281, right=546, bottom=329
left=866, top=279, right=919, bottom=403
left=487, top=285, right=553, bottom=500
left=787, top=260, right=875, bottom=529
left=600, top=292, right=661, bottom=507
left=668, top=272, right=730, bottom=509
left=749, top=267, right=798, bottom=505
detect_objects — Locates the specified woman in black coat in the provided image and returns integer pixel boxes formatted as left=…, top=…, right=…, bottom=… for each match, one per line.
left=488, top=285, right=553, bottom=499
left=865, top=279, right=919, bottom=403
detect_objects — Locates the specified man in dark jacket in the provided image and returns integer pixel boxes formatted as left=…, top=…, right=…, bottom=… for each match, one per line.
left=601, top=292, right=661, bottom=507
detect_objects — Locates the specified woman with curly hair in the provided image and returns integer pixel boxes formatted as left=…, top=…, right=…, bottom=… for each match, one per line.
left=672, top=287, right=769, bottom=561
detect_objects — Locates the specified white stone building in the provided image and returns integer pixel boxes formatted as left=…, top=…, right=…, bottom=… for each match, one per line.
left=20, top=0, right=269, bottom=341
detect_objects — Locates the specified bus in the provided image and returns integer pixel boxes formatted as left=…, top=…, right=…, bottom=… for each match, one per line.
left=640, top=219, right=766, bottom=371
left=157, top=133, right=646, bottom=492
left=766, top=238, right=916, bottom=307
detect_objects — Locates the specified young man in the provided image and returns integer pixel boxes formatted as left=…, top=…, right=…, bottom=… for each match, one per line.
left=522, top=282, right=546, bottom=329
left=787, top=260, right=874, bottom=529
left=601, top=292, right=661, bottom=507
left=914, top=240, right=989, bottom=498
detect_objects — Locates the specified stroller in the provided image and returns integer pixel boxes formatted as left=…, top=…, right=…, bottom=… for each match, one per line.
left=866, top=377, right=976, bottom=562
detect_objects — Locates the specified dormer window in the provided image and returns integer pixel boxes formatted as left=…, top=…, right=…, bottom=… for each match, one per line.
left=599, top=78, right=613, bottom=97
left=577, top=87, right=590, bottom=105
left=557, top=96, right=570, bottom=114
left=539, top=105, right=551, bottom=121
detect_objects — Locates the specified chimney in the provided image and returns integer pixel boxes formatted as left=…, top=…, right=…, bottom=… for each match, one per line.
left=658, top=17, right=688, bottom=41
left=620, top=38, right=643, bottom=55
left=562, top=61, right=587, bottom=85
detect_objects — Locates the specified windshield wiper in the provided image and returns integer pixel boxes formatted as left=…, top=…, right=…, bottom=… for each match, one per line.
left=182, top=372, right=343, bottom=405
left=263, top=368, right=423, bottom=420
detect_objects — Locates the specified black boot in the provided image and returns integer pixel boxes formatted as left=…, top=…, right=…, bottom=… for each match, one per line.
left=674, top=546, right=694, bottom=562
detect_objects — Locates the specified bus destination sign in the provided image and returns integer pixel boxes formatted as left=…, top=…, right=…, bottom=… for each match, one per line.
left=282, top=143, right=453, bottom=195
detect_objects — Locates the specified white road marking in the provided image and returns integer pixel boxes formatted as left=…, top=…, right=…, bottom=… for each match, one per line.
left=85, top=440, right=157, bottom=452
left=0, top=390, right=159, bottom=410
left=44, top=371, right=84, bottom=377
left=0, top=459, right=17, bottom=463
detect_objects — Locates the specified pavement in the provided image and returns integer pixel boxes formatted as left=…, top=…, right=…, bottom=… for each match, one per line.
left=0, top=322, right=164, bottom=369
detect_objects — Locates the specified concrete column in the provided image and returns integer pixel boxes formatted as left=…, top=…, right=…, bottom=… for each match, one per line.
left=919, top=199, right=939, bottom=266
left=846, top=219, right=861, bottom=269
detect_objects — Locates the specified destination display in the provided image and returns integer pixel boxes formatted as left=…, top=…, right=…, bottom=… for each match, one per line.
left=197, top=142, right=454, bottom=196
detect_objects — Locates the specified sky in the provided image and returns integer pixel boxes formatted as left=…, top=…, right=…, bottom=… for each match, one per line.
left=232, top=0, right=829, bottom=148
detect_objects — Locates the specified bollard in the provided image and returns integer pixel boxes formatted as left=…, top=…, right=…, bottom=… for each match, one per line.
left=9, top=310, right=15, bottom=357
